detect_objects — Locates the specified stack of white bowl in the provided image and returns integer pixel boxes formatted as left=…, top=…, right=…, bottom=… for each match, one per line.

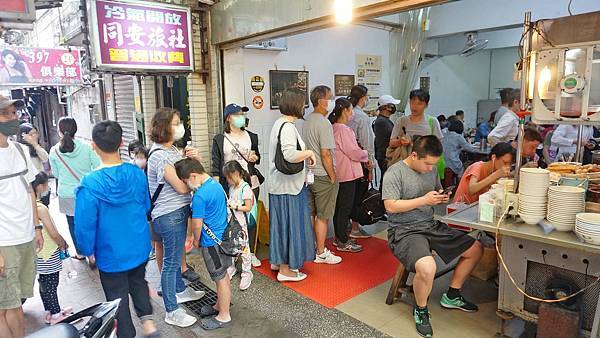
left=518, top=168, right=550, bottom=225
left=575, top=213, right=600, bottom=245
left=547, top=186, right=586, bottom=231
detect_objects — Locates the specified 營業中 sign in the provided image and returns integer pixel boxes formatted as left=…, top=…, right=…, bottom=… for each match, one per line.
left=90, top=0, right=193, bottom=71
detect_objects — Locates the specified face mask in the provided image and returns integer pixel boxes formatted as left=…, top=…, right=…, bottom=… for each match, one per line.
left=326, top=100, right=335, bottom=113
left=231, top=115, right=246, bottom=129
left=173, top=124, right=185, bottom=141
left=0, top=119, right=20, bottom=136
left=364, top=97, right=370, bottom=107
left=134, top=158, right=147, bottom=168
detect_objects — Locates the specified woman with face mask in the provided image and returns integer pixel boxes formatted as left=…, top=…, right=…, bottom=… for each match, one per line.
left=18, top=123, right=50, bottom=205
left=146, top=107, right=205, bottom=328
left=211, top=103, right=263, bottom=269
left=48, top=117, right=100, bottom=263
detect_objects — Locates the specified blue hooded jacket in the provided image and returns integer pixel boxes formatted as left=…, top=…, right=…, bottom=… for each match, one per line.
left=74, top=162, right=151, bottom=273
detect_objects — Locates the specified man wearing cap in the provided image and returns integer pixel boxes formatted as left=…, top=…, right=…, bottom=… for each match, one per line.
left=374, top=95, right=400, bottom=187
left=0, top=95, right=43, bottom=338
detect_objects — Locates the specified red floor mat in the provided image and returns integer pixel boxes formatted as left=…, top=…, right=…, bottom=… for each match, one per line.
left=255, top=237, right=399, bottom=308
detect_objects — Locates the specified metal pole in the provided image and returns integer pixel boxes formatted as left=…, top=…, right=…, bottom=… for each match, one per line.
left=575, top=125, right=584, bottom=163
left=514, top=11, right=532, bottom=194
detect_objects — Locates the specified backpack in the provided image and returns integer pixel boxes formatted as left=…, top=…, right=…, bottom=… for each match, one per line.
left=354, top=185, right=387, bottom=225
left=0, top=142, right=29, bottom=190
left=238, top=182, right=258, bottom=228
left=204, top=188, right=247, bottom=257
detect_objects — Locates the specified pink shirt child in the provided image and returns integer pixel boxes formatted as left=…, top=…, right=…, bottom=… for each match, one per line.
left=332, top=123, right=369, bottom=182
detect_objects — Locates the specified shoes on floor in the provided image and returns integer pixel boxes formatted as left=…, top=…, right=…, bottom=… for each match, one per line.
left=349, top=227, right=372, bottom=239
left=332, top=238, right=357, bottom=247
left=440, top=293, right=479, bottom=312
left=277, top=271, right=307, bottom=282
left=314, top=248, right=342, bottom=265
left=335, top=240, right=363, bottom=253
left=182, top=266, right=201, bottom=282
left=240, top=271, right=253, bottom=290
left=251, top=254, right=262, bottom=267
left=165, top=307, right=197, bottom=327
left=413, top=307, right=433, bottom=337
left=176, top=287, right=205, bottom=304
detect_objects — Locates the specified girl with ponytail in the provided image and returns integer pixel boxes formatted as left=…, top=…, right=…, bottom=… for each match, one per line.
left=49, top=116, right=100, bottom=263
left=330, top=98, right=368, bottom=252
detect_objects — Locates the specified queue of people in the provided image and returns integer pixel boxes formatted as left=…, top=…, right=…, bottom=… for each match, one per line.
left=2, top=80, right=595, bottom=338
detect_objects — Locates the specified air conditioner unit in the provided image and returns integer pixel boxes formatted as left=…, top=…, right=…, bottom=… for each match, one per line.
left=244, top=38, right=287, bottom=51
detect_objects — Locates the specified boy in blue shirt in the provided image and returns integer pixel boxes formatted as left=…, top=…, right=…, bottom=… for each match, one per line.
left=174, top=158, right=232, bottom=330
left=74, top=121, right=159, bottom=338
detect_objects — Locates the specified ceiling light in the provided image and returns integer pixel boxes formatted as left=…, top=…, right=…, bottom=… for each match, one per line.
left=335, top=0, right=353, bottom=24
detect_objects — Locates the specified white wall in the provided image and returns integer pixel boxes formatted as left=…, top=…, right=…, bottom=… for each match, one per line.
left=223, top=24, right=391, bottom=192
left=417, top=47, right=520, bottom=129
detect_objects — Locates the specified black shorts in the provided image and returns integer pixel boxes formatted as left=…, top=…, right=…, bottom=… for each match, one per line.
left=201, top=246, right=232, bottom=281
left=387, top=221, right=476, bottom=272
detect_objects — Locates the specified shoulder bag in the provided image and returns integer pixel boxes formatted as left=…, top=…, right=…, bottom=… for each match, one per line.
left=274, top=122, right=304, bottom=175
left=53, top=148, right=80, bottom=181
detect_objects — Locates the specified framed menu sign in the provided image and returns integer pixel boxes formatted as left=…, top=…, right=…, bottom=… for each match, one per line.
left=334, top=74, right=355, bottom=97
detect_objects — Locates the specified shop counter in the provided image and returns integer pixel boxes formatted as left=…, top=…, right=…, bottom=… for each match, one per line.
left=436, top=204, right=600, bottom=338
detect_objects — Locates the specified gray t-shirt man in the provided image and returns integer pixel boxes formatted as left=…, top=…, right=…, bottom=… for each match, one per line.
left=381, top=160, right=441, bottom=229
left=390, top=114, right=443, bottom=141
left=302, top=112, right=336, bottom=177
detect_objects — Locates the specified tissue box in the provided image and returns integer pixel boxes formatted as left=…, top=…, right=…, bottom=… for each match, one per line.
left=479, top=193, right=495, bottom=223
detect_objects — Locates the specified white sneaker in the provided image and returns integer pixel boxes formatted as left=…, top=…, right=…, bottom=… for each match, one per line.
left=314, top=248, right=342, bottom=265
left=176, top=287, right=205, bottom=304
left=251, top=254, right=262, bottom=267
left=270, top=264, right=298, bottom=272
left=165, top=307, right=197, bottom=327
left=227, top=265, right=237, bottom=280
left=277, top=271, right=308, bottom=282
left=239, top=272, right=253, bottom=291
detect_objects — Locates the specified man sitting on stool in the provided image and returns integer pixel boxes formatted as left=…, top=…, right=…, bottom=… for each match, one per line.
left=382, top=135, right=483, bottom=338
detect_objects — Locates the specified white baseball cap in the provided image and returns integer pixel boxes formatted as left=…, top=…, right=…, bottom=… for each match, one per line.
left=378, top=95, right=400, bottom=106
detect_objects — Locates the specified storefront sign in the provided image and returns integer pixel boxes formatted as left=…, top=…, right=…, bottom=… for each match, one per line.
left=250, top=75, right=265, bottom=92
left=0, top=46, right=83, bottom=86
left=252, top=95, right=264, bottom=110
left=334, top=74, right=355, bottom=97
left=356, top=54, right=382, bottom=111
left=0, top=0, right=35, bottom=24
left=91, top=0, right=193, bottom=71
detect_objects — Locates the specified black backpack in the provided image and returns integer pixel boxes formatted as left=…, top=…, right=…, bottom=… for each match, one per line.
left=354, top=186, right=387, bottom=225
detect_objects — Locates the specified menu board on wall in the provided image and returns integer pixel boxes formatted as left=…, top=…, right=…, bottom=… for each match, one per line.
left=355, top=54, right=382, bottom=111
left=334, top=74, right=355, bottom=97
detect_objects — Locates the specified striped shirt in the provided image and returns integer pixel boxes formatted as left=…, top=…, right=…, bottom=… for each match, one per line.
left=147, top=144, right=192, bottom=220
left=37, top=249, right=62, bottom=274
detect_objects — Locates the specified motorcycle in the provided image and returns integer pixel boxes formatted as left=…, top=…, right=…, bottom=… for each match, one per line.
left=26, top=298, right=121, bottom=338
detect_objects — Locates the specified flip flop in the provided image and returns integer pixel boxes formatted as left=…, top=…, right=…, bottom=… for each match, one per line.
left=200, top=316, right=231, bottom=331
left=199, top=304, right=218, bottom=318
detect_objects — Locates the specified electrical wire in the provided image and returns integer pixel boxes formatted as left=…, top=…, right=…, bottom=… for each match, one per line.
left=494, top=203, right=600, bottom=303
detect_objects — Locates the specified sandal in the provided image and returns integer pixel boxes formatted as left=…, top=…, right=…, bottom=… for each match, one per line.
left=200, top=316, right=231, bottom=331
left=199, top=304, right=218, bottom=318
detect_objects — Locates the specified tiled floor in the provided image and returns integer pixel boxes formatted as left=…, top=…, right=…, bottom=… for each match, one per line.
left=23, top=191, right=515, bottom=337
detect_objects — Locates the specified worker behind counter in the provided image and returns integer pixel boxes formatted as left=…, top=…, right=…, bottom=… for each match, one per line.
left=453, top=143, right=516, bottom=204
left=487, top=88, right=521, bottom=147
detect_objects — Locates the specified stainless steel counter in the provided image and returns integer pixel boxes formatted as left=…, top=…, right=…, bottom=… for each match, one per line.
left=435, top=204, right=600, bottom=255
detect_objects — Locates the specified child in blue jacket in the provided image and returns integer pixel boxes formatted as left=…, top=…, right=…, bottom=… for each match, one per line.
left=74, top=121, right=159, bottom=338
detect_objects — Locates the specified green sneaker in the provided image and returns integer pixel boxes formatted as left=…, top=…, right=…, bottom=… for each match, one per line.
left=440, top=293, right=479, bottom=312
left=413, top=307, right=433, bottom=337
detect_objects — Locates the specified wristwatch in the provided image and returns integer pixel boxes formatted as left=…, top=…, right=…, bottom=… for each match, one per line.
left=35, top=225, right=43, bottom=230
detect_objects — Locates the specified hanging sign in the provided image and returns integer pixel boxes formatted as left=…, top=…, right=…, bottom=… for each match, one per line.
left=356, top=54, right=382, bottom=111
left=0, top=46, right=83, bottom=86
left=250, top=75, right=265, bottom=92
left=252, top=95, right=264, bottom=110
left=334, top=74, right=355, bottom=97
left=90, top=0, right=193, bottom=71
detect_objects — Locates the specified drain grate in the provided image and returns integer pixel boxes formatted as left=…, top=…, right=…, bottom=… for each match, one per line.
left=181, top=280, right=220, bottom=315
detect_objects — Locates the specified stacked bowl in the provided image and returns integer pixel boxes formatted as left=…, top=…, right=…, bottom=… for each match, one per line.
left=575, top=213, right=600, bottom=245
left=547, top=186, right=586, bottom=231
left=518, top=168, right=550, bottom=225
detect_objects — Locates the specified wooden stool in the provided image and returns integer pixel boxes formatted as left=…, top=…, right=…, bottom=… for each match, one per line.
left=385, top=252, right=457, bottom=305
left=386, top=262, right=411, bottom=305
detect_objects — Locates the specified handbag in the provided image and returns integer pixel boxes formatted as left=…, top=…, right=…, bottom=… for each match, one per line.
left=354, top=171, right=387, bottom=225
left=274, top=122, right=304, bottom=175
left=223, top=134, right=265, bottom=184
